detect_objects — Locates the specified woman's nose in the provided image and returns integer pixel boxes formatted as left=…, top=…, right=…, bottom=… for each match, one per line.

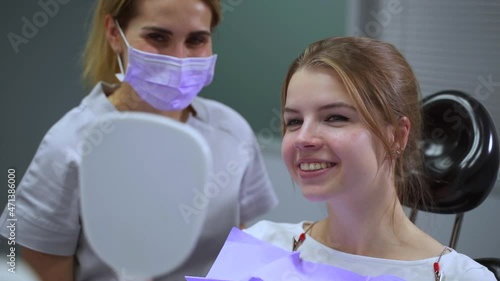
left=294, top=125, right=323, bottom=150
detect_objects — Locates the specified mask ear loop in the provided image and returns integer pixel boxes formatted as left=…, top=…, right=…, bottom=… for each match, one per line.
left=116, top=53, right=125, bottom=76
left=114, top=19, right=129, bottom=80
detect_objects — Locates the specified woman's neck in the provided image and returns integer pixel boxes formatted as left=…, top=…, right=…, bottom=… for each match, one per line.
left=321, top=202, right=409, bottom=254
left=310, top=189, right=445, bottom=260
left=309, top=178, right=427, bottom=259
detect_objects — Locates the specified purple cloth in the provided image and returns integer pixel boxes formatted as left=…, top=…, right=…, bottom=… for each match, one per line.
left=186, top=227, right=405, bottom=281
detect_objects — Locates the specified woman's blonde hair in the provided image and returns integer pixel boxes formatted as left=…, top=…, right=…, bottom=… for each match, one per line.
left=82, top=0, right=221, bottom=89
left=281, top=36, right=430, bottom=210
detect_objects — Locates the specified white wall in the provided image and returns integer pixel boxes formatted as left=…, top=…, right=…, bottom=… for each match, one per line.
left=257, top=140, right=500, bottom=259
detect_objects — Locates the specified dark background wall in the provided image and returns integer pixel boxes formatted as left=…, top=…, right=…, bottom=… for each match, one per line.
left=0, top=0, right=347, bottom=254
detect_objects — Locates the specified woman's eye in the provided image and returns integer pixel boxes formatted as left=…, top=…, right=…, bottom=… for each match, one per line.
left=285, top=119, right=302, bottom=127
left=326, top=115, right=349, bottom=122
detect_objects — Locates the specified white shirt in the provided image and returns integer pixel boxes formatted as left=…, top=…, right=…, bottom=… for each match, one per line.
left=244, top=220, right=496, bottom=281
left=0, top=82, right=278, bottom=281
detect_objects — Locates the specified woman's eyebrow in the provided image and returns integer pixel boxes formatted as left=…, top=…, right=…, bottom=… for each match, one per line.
left=318, top=102, right=357, bottom=112
left=284, top=102, right=357, bottom=114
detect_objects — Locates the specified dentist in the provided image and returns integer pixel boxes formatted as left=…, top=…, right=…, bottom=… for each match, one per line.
left=0, top=1, right=278, bottom=280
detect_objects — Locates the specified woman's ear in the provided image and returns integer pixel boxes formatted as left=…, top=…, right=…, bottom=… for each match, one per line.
left=104, top=14, right=123, bottom=54
left=393, top=116, right=411, bottom=152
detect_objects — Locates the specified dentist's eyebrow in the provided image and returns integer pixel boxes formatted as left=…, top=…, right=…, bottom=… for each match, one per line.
left=189, top=31, right=212, bottom=37
left=284, top=102, right=357, bottom=113
left=142, top=26, right=173, bottom=35
left=142, top=27, right=212, bottom=37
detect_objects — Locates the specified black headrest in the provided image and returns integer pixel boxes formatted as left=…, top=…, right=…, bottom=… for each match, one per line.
left=475, top=258, right=500, bottom=280
left=420, top=90, right=499, bottom=214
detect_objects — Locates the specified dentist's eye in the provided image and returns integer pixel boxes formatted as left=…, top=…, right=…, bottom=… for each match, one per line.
left=326, top=115, right=349, bottom=122
left=187, top=35, right=208, bottom=46
left=147, top=33, right=167, bottom=43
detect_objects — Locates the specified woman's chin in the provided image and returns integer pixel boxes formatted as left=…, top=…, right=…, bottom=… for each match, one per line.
left=301, top=188, right=331, bottom=202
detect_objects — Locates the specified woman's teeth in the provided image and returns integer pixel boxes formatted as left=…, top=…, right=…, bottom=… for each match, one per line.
left=299, top=162, right=333, bottom=171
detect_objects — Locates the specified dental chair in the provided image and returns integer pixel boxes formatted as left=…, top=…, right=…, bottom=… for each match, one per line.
left=410, top=90, right=500, bottom=280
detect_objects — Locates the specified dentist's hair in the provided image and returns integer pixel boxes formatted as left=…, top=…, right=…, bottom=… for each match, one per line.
left=82, top=0, right=221, bottom=88
left=281, top=36, right=429, bottom=211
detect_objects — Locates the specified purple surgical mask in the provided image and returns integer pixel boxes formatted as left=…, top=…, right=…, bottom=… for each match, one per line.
left=115, top=22, right=217, bottom=111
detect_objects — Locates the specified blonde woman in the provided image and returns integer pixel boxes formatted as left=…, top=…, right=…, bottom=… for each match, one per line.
left=0, top=1, right=278, bottom=280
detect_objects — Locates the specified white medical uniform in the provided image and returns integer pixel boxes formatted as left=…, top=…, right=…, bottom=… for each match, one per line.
left=0, top=82, right=278, bottom=281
